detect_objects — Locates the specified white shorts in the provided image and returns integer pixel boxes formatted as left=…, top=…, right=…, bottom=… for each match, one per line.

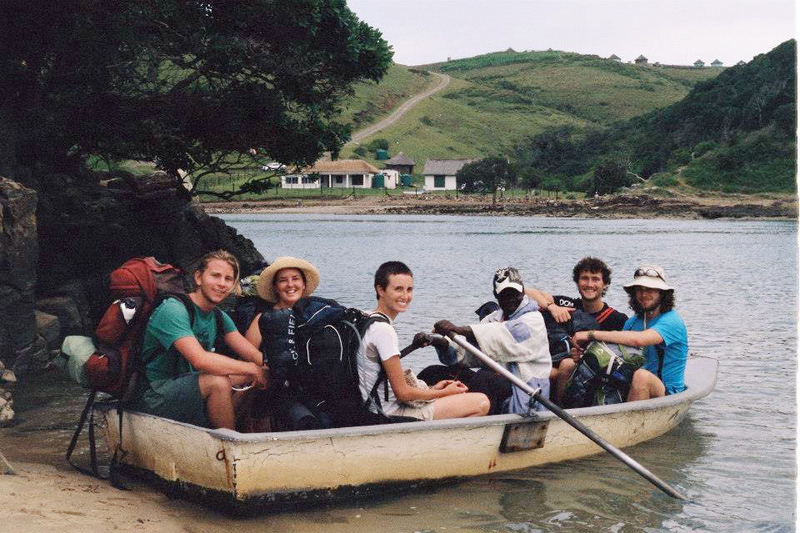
left=384, top=400, right=436, bottom=421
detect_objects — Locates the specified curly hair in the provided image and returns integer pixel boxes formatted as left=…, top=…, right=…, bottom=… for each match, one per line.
left=572, top=257, right=612, bottom=295
left=628, top=289, right=675, bottom=316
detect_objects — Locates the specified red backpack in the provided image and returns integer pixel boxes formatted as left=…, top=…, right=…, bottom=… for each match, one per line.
left=87, top=257, right=186, bottom=397
left=67, top=257, right=190, bottom=484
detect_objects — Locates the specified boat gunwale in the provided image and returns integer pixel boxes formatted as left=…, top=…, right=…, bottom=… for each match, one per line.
left=97, top=356, right=716, bottom=444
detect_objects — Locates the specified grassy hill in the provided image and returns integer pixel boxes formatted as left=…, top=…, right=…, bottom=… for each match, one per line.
left=514, top=39, right=798, bottom=194
left=340, top=63, right=433, bottom=130
left=340, top=50, right=720, bottom=169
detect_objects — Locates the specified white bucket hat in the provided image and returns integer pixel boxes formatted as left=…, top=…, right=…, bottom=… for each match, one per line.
left=623, top=265, right=673, bottom=293
left=257, top=257, right=320, bottom=303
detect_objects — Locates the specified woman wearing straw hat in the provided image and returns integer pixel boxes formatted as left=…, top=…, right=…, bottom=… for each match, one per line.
left=243, top=256, right=321, bottom=430
left=571, top=265, right=688, bottom=402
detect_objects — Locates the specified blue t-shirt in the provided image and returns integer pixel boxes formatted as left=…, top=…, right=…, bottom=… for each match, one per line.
left=623, top=310, right=688, bottom=394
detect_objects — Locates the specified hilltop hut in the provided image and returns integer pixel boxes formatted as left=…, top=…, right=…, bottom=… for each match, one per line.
left=634, top=55, right=648, bottom=65
left=711, top=59, right=723, bottom=67
left=736, top=60, right=746, bottom=66
left=693, top=59, right=705, bottom=68
left=422, top=159, right=478, bottom=191
left=608, top=54, right=622, bottom=62
left=383, top=152, right=416, bottom=175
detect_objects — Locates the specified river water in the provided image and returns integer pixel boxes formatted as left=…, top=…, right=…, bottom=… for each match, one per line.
left=3, top=214, right=797, bottom=532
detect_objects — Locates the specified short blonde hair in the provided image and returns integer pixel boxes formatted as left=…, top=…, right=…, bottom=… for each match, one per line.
left=194, top=250, right=241, bottom=294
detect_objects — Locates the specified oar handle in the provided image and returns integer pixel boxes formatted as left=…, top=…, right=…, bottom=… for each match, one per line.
left=440, top=333, right=689, bottom=501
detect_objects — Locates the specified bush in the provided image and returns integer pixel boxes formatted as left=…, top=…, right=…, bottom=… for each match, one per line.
left=649, top=173, right=679, bottom=187
left=693, top=140, right=719, bottom=157
left=367, top=138, right=389, bottom=151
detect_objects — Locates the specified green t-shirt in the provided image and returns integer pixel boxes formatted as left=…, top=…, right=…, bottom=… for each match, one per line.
left=140, top=297, right=236, bottom=383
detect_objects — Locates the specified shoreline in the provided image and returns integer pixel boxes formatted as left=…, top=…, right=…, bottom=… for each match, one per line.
left=201, top=192, right=798, bottom=220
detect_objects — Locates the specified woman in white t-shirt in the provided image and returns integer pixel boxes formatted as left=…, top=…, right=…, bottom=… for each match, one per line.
left=358, top=261, right=490, bottom=421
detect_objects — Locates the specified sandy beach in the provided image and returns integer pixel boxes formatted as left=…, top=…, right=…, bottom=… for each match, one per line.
left=201, top=191, right=798, bottom=219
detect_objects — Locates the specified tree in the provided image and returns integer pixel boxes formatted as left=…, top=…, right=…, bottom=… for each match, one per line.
left=456, top=157, right=515, bottom=205
left=588, top=158, right=630, bottom=196
left=0, top=1, right=392, bottom=196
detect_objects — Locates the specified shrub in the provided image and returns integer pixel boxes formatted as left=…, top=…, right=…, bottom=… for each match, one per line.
left=649, top=173, right=679, bottom=187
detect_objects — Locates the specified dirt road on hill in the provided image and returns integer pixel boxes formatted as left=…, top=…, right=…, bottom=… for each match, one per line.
left=347, top=72, right=451, bottom=145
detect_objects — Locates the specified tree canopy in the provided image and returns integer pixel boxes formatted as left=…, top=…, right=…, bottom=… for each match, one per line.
left=0, top=0, right=392, bottom=188
left=457, top=157, right=516, bottom=204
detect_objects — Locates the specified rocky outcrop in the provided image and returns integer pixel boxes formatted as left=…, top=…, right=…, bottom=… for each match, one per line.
left=0, top=172, right=265, bottom=379
left=0, top=177, right=47, bottom=376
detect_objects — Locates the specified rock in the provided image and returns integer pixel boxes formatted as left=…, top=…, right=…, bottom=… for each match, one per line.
left=2, top=369, right=16, bottom=383
left=0, top=359, right=4, bottom=371
left=0, top=405, right=15, bottom=427
left=11, top=336, right=50, bottom=377
left=0, top=450, right=16, bottom=474
left=35, top=310, right=61, bottom=348
left=51, top=280, right=91, bottom=333
left=35, top=296, right=84, bottom=336
left=0, top=177, right=39, bottom=370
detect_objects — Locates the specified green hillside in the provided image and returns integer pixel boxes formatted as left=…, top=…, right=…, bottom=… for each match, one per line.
left=341, top=64, right=432, bottom=129
left=509, top=40, right=797, bottom=194
left=431, top=50, right=720, bottom=123
left=340, top=50, right=720, bottom=169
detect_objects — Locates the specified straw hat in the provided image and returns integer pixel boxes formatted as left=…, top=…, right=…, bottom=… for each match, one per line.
left=257, top=257, right=320, bottom=303
left=623, top=264, right=673, bottom=293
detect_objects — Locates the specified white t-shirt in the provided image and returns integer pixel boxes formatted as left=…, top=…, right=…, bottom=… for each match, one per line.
left=357, top=320, right=401, bottom=413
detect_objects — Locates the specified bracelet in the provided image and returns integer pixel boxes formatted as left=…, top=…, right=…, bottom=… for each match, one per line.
left=544, top=301, right=553, bottom=309
left=588, top=330, right=596, bottom=341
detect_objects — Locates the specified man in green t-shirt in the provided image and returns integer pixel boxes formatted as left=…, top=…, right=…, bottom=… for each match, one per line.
left=129, top=250, right=268, bottom=429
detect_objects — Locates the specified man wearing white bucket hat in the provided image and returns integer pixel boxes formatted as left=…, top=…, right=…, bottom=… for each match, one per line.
left=571, top=265, right=688, bottom=401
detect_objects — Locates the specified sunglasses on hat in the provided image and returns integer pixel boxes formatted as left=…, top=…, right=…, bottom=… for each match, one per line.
left=634, top=267, right=665, bottom=281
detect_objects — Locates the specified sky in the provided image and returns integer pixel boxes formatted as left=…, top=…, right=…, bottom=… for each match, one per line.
left=346, top=0, right=796, bottom=67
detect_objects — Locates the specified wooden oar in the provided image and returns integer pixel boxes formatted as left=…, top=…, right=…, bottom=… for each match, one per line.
left=439, top=332, right=688, bottom=501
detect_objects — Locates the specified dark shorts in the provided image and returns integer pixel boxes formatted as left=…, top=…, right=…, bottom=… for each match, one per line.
left=129, top=372, right=208, bottom=427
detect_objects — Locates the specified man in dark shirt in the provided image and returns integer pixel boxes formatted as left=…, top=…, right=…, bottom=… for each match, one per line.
left=526, top=257, right=628, bottom=403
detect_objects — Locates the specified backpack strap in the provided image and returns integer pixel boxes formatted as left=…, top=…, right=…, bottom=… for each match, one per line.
left=358, top=312, right=400, bottom=408
left=595, top=306, right=615, bottom=324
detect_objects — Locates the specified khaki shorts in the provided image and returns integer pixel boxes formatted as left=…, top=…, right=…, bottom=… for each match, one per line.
left=385, top=400, right=436, bottom=421
left=129, top=372, right=208, bottom=427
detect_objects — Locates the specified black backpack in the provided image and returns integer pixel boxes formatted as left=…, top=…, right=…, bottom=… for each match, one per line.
left=542, top=306, right=617, bottom=365
left=256, top=296, right=396, bottom=429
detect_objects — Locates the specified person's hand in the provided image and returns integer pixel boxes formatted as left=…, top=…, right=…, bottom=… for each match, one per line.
left=570, top=345, right=582, bottom=362
left=413, top=332, right=432, bottom=347
left=571, top=331, right=591, bottom=348
left=434, top=320, right=468, bottom=338
left=253, top=363, right=269, bottom=390
left=434, top=380, right=468, bottom=394
left=547, top=304, right=575, bottom=323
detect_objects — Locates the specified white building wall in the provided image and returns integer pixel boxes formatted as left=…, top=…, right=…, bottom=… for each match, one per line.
left=281, top=175, right=321, bottom=189
left=424, top=175, right=457, bottom=191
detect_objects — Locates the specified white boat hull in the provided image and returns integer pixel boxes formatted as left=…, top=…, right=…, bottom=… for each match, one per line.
left=98, top=357, right=716, bottom=510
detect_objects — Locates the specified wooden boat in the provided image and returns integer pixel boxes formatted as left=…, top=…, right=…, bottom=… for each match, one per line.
left=97, top=356, right=716, bottom=511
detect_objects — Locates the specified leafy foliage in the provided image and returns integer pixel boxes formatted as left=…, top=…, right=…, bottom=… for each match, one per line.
left=587, top=159, right=631, bottom=196
left=456, top=156, right=516, bottom=203
left=510, top=40, right=797, bottom=194
left=0, top=0, right=392, bottom=195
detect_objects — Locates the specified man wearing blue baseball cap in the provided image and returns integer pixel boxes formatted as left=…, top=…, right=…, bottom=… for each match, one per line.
left=572, top=265, right=688, bottom=401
